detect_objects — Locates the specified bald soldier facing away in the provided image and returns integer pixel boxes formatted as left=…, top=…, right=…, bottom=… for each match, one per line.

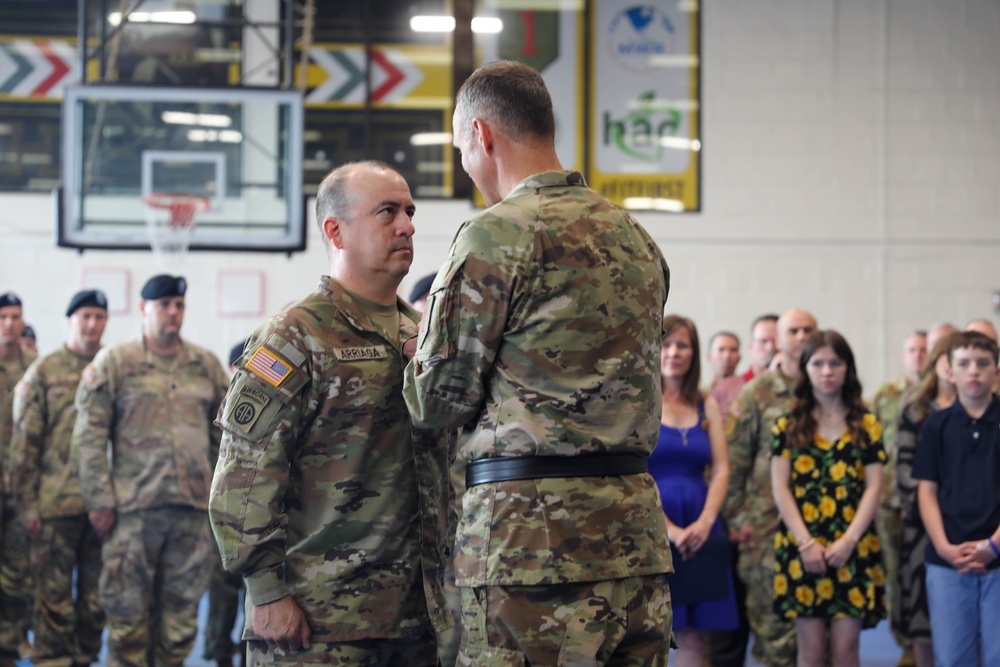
left=404, top=61, right=674, bottom=665
left=210, top=161, right=449, bottom=666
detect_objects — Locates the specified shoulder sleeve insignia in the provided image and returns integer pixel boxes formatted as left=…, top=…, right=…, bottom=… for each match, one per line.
left=14, top=380, right=32, bottom=400
left=245, top=347, right=293, bottom=387
left=82, top=364, right=103, bottom=388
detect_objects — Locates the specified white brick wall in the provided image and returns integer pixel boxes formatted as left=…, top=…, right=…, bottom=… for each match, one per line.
left=1, top=0, right=998, bottom=392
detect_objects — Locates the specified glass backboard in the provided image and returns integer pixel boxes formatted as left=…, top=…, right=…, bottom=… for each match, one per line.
left=59, top=85, right=305, bottom=252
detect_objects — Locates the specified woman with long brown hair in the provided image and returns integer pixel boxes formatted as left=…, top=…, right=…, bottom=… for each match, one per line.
left=770, top=330, right=887, bottom=667
left=651, top=315, right=737, bottom=666
left=892, top=331, right=960, bottom=667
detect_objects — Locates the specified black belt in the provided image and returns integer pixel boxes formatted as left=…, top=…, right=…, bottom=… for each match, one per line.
left=465, top=453, right=648, bottom=487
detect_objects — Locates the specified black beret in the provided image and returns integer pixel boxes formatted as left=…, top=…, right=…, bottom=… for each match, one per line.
left=229, top=341, right=246, bottom=367
left=21, top=325, right=35, bottom=341
left=66, top=289, right=108, bottom=317
left=0, top=292, right=22, bottom=309
left=141, top=274, right=187, bottom=300
left=408, top=273, right=436, bottom=303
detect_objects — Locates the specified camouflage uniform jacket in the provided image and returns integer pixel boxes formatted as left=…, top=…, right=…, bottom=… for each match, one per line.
left=403, top=170, right=673, bottom=587
left=722, top=366, right=795, bottom=549
left=0, top=349, right=36, bottom=497
left=10, top=346, right=96, bottom=521
left=210, top=276, right=450, bottom=641
left=867, top=375, right=914, bottom=510
left=71, top=338, right=228, bottom=513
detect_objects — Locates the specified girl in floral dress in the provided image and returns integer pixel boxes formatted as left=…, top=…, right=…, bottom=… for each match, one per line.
left=770, top=330, right=887, bottom=667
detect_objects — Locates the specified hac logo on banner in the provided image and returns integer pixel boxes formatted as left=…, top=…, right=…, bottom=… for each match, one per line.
left=606, top=5, right=676, bottom=72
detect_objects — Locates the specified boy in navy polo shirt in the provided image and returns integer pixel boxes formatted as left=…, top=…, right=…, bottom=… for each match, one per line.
left=914, top=331, right=1000, bottom=667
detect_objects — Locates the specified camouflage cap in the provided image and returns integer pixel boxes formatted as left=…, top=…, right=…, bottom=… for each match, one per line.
left=66, top=289, right=108, bottom=317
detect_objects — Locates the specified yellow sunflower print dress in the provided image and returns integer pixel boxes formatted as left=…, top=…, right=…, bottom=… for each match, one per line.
left=771, top=413, right=887, bottom=628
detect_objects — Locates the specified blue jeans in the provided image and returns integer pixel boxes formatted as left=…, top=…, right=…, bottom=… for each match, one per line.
left=925, top=562, right=1000, bottom=667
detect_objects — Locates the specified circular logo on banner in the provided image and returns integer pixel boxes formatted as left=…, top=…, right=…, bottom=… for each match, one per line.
left=606, top=5, right=676, bottom=72
left=233, top=402, right=257, bottom=425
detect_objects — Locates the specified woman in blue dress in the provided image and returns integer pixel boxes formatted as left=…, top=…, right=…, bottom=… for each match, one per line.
left=652, top=315, right=739, bottom=666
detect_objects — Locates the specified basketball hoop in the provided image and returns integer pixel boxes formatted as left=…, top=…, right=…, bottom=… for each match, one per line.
left=143, top=193, right=210, bottom=267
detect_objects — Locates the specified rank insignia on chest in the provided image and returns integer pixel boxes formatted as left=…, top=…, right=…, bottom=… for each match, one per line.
left=334, top=346, right=388, bottom=361
left=246, top=347, right=293, bottom=387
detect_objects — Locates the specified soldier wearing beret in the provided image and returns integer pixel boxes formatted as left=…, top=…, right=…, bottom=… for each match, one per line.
left=404, top=61, right=673, bottom=664
left=0, top=291, right=35, bottom=666
left=10, top=290, right=109, bottom=667
left=210, top=161, right=449, bottom=666
left=71, top=275, right=229, bottom=667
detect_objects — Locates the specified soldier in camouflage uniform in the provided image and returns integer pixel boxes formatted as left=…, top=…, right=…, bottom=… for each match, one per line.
left=722, top=308, right=817, bottom=667
left=210, top=161, right=449, bottom=667
left=867, top=329, right=926, bottom=663
left=71, top=275, right=229, bottom=667
left=9, top=290, right=109, bottom=667
left=403, top=61, right=673, bottom=666
left=0, top=291, right=35, bottom=666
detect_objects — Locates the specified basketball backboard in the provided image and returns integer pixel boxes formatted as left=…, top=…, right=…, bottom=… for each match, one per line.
left=59, top=85, right=305, bottom=252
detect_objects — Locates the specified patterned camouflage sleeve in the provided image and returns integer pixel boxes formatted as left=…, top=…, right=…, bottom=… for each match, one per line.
left=210, top=328, right=309, bottom=606
left=10, top=361, right=44, bottom=522
left=206, top=354, right=230, bottom=467
left=404, top=222, right=517, bottom=429
left=71, top=351, right=116, bottom=511
left=722, top=384, right=761, bottom=531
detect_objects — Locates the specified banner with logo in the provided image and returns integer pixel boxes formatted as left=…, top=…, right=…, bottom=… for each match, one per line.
left=478, top=5, right=584, bottom=171
left=588, top=1, right=701, bottom=212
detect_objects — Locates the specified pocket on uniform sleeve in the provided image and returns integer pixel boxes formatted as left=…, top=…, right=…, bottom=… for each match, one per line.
left=416, top=256, right=466, bottom=367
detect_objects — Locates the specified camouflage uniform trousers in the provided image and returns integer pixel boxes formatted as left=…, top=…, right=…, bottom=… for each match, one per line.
left=100, top=506, right=212, bottom=667
left=203, top=556, right=245, bottom=665
left=737, top=544, right=796, bottom=667
left=245, top=632, right=437, bottom=667
left=0, top=500, right=32, bottom=663
left=458, top=574, right=672, bottom=667
left=876, top=505, right=909, bottom=649
left=31, top=515, right=104, bottom=667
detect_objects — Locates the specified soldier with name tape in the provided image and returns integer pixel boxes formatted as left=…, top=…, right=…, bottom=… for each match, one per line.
left=71, top=275, right=229, bottom=667
left=209, top=160, right=449, bottom=667
left=10, top=290, right=109, bottom=667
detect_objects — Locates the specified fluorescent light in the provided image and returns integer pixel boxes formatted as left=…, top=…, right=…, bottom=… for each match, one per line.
left=187, top=129, right=243, bottom=143
left=659, top=137, right=701, bottom=151
left=410, top=15, right=504, bottom=33
left=410, top=16, right=455, bottom=32
left=108, top=11, right=197, bottom=26
left=416, top=161, right=452, bottom=173
left=410, top=132, right=452, bottom=146
left=471, top=17, right=503, bottom=33
left=623, top=197, right=685, bottom=212
left=162, top=111, right=233, bottom=128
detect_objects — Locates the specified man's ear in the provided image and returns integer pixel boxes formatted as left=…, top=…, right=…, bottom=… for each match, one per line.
left=323, top=216, right=345, bottom=250
left=472, top=117, right=493, bottom=156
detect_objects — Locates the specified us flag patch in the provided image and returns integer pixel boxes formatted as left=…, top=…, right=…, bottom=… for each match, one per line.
left=246, top=347, right=292, bottom=387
